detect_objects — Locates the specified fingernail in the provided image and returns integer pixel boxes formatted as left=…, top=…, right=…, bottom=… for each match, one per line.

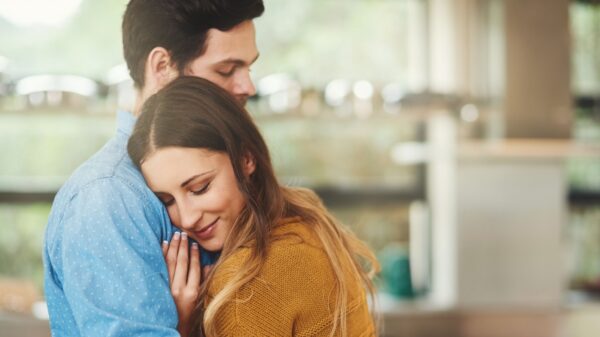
left=192, top=242, right=199, bottom=250
left=173, top=232, right=181, bottom=240
left=181, top=232, right=188, bottom=239
left=162, top=240, right=168, bottom=246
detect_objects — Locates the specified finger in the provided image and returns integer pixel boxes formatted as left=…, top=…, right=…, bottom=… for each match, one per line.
left=188, top=242, right=201, bottom=288
left=172, top=232, right=189, bottom=290
left=202, top=265, right=213, bottom=281
left=166, top=232, right=181, bottom=283
left=162, top=240, right=168, bottom=257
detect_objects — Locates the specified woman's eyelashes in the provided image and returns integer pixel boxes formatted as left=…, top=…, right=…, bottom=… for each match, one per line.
left=190, top=182, right=210, bottom=195
left=155, top=181, right=211, bottom=206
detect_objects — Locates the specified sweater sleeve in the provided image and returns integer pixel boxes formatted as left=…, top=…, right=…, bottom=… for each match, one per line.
left=209, top=239, right=339, bottom=337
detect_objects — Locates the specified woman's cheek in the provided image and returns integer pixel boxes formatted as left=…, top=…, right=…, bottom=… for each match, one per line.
left=167, top=207, right=181, bottom=228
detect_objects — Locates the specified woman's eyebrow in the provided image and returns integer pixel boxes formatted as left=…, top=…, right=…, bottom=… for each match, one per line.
left=180, top=170, right=215, bottom=188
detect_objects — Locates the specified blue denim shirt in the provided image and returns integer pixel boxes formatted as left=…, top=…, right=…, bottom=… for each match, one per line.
left=43, top=111, right=217, bottom=337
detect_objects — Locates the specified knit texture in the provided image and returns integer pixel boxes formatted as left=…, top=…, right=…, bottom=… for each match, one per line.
left=207, top=219, right=376, bottom=337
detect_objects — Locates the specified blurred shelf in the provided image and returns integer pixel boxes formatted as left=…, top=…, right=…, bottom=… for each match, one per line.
left=565, top=290, right=600, bottom=310
left=458, top=139, right=600, bottom=161
left=0, top=191, right=55, bottom=203
left=1, top=186, right=597, bottom=206
left=376, top=293, right=564, bottom=337
left=0, top=186, right=422, bottom=205
left=0, top=311, right=49, bottom=337
left=569, top=189, right=600, bottom=205
left=377, top=292, right=454, bottom=317
left=313, top=186, right=422, bottom=206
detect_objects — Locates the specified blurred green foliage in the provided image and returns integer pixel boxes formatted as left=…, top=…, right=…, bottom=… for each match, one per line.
left=569, top=207, right=600, bottom=288
left=0, top=203, right=50, bottom=291
left=0, top=111, right=115, bottom=179
left=0, top=0, right=422, bottom=89
left=0, top=109, right=421, bottom=293
left=572, top=2, right=600, bottom=95
left=0, top=0, right=126, bottom=78
left=0, top=0, right=599, bottom=298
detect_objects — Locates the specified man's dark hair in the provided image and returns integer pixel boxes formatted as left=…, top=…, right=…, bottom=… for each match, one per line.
left=122, top=0, right=264, bottom=88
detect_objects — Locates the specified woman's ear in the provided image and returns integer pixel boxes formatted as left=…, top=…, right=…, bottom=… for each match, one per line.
left=243, top=153, right=256, bottom=177
left=144, top=47, right=178, bottom=93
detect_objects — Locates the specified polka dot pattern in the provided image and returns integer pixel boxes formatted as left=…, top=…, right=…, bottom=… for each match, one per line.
left=43, top=111, right=187, bottom=336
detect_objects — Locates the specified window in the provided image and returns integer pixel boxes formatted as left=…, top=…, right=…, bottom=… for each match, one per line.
left=568, top=0, right=600, bottom=295
left=0, top=0, right=431, bottom=313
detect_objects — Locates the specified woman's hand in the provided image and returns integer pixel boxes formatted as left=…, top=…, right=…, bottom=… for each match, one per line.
left=163, top=232, right=201, bottom=337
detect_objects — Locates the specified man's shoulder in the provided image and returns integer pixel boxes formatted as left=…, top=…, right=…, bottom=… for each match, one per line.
left=56, top=134, right=144, bottom=202
left=45, top=133, right=171, bottom=257
left=46, top=134, right=163, bottom=233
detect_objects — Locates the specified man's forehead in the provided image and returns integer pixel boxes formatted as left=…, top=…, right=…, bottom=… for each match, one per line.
left=200, top=24, right=258, bottom=63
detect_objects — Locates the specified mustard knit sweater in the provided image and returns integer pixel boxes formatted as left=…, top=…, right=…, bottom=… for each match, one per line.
left=206, top=219, right=376, bottom=337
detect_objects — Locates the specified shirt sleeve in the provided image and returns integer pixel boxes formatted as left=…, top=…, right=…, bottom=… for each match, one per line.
left=55, top=177, right=180, bottom=337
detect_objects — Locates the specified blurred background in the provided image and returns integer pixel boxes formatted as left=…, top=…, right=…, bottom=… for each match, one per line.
left=0, top=0, right=599, bottom=336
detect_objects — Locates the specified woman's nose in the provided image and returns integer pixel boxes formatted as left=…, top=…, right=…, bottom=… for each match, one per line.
left=177, top=201, right=202, bottom=230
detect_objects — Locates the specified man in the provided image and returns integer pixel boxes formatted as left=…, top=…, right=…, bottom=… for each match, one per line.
left=43, top=1, right=263, bottom=336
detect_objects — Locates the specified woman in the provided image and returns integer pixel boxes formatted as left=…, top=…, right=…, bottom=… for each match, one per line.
left=128, top=76, right=379, bottom=337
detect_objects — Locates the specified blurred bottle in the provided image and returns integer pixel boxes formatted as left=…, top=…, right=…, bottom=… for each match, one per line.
left=0, top=55, right=8, bottom=107
left=256, top=73, right=302, bottom=115
left=106, top=63, right=135, bottom=113
left=378, top=242, right=414, bottom=299
left=324, top=79, right=352, bottom=118
left=352, top=80, right=374, bottom=119
left=381, top=82, right=405, bottom=115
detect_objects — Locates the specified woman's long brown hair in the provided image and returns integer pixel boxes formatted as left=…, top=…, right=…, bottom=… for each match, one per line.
left=128, top=76, right=380, bottom=336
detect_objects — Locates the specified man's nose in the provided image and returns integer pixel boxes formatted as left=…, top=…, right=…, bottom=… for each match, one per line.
left=236, top=71, right=256, bottom=98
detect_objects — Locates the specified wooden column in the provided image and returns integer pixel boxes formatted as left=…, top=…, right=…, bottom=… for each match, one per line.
left=504, top=0, right=572, bottom=138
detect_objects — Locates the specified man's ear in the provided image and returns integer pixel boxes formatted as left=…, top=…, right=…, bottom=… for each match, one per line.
left=145, top=47, right=178, bottom=92
left=243, top=153, right=256, bottom=177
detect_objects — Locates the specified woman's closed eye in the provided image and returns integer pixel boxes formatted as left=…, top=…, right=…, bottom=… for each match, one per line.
left=190, top=182, right=210, bottom=195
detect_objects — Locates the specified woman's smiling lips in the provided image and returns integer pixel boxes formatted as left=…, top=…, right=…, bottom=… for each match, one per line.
left=194, top=217, right=219, bottom=240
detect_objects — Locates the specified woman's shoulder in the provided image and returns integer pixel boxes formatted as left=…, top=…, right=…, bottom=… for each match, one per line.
left=207, top=218, right=374, bottom=336
left=213, top=219, right=332, bottom=288
left=269, top=218, right=329, bottom=264
left=272, top=217, right=317, bottom=240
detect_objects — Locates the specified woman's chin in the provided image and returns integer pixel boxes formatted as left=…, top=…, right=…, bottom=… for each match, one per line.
left=199, top=240, right=224, bottom=253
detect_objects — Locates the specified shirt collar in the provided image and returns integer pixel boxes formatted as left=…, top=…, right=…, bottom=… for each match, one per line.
left=117, top=110, right=136, bottom=136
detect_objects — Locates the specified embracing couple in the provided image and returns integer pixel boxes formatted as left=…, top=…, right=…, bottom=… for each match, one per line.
left=43, top=1, right=379, bottom=336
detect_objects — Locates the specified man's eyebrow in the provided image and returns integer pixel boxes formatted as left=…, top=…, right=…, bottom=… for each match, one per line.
left=180, top=170, right=215, bottom=188
left=215, top=53, right=260, bottom=67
